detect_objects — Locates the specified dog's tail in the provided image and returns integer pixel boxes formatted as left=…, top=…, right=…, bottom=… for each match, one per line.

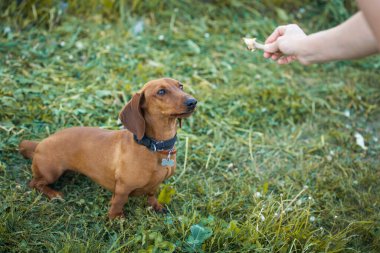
left=19, top=140, right=39, bottom=159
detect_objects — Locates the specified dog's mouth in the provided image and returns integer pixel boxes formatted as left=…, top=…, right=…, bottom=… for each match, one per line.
left=170, top=109, right=195, bottom=118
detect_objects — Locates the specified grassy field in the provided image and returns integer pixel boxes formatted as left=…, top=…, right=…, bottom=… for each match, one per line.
left=1, top=1, right=380, bottom=252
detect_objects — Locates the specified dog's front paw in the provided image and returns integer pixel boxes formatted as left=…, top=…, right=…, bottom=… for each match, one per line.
left=153, top=204, right=169, bottom=214
left=147, top=196, right=168, bottom=213
left=49, top=192, right=64, bottom=201
left=108, top=211, right=125, bottom=219
left=48, top=191, right=64, bottom=201
left=149, top=201, right=164, bottom=212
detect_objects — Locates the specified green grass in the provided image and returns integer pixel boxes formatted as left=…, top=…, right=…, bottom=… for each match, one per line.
left=1, top=1, right=380, bottom=252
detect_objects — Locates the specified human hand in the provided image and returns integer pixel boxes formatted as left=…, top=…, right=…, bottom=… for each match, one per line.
left=263, top=24, right=307, bottom=64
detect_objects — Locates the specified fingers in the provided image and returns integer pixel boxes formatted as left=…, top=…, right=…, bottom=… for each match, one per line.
left=271, top=53, right=282, bottom=60
left=262, top=24, right=306, bottom=64
left=263, top=53, right=297, bottom=65
left=262, top=40, right=295, bottom=64
left=265, top=26, right=287, bottom=44
left=263, top=52, right=271, bottom=58
left=263, top=26, right=286, bottom=59
left=277, top=55, right=297, bottom=65
left=277, top=57, right=290, bottom=64
left=263, top=41, right=279, bottom=53
left=263, top=41, right=281, bottom=59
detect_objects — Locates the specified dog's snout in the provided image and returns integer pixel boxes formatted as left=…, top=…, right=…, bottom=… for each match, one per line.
left=184, top=98, right=197, bottom=109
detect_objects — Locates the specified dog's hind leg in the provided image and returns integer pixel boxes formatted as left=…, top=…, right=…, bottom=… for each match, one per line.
left=29, top=160, right=65, bottom=200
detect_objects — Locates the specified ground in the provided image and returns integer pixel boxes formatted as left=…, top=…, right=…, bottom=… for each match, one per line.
left=0, top=1, right=379, bottom=252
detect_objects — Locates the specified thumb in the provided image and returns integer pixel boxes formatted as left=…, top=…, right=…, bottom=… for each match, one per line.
left=263, top=41, right=279, bottom=53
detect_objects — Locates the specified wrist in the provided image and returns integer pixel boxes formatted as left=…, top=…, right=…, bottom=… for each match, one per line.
left=295, top=36, right=318, bottom=65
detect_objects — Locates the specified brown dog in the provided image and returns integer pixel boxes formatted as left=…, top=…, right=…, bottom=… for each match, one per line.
left=19, top=78, right=197, bottom=219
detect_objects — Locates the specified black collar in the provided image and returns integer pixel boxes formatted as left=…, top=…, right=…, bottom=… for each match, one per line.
left=133, top=134, right=177, bottom=152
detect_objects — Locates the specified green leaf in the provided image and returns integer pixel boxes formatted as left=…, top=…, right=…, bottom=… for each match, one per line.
left=200, top=215, right=215, bottom=225
left=157, top=185, right=176, bottom=205
left=186, top=40, right=201, bottom=54
left=227, top=220, right=241, bottom=235
left=262, top=182, right=269, bottom=194
left=186, top=224, right=213, bottom=252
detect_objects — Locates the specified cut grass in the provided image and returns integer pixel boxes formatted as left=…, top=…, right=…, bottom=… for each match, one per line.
left=1, top=1, right=380, bottom=252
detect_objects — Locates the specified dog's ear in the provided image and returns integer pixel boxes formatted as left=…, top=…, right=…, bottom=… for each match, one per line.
left=119, top=93, right=145, bottom=140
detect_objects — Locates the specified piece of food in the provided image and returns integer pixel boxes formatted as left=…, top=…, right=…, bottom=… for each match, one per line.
left=243, top=37, right=265, bottom=51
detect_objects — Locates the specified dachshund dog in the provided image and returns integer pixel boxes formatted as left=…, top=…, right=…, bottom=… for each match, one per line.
left=19, top=78, right=197, bottom=218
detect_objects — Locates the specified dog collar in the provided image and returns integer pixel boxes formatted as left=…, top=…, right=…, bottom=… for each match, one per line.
left=133, top=134, right=177, bottom=152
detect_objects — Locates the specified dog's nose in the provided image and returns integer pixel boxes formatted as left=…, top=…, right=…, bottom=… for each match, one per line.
left=184, top=98, right=197, bottom=109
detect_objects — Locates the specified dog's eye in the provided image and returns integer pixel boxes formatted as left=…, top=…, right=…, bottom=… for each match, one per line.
left=179, top=84, right=183, bottom=90
left=157, top=89, right=166, bottom=96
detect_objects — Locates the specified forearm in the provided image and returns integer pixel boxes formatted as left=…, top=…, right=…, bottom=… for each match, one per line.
left=358, top=0, right=380, bottom=50
left=297, top=12, right=379, bottom=64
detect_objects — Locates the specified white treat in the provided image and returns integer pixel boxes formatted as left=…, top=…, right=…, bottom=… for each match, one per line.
left=243, top=37, right=265, bottom=51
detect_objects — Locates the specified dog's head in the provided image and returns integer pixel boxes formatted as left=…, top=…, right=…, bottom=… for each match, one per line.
left=119, top=78, right=197, bottom=140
